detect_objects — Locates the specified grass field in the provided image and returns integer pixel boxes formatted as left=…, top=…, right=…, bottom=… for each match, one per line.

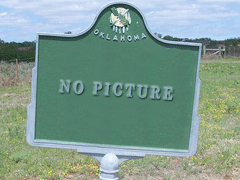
left=0, top=57, right=240, bottom=180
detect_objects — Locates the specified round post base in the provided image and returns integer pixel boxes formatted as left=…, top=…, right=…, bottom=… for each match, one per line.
left=99, top=153, right=120, bottom=180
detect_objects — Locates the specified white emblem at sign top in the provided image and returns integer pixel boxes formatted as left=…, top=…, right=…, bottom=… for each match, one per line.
left=110, top=7, right=131, bottom=34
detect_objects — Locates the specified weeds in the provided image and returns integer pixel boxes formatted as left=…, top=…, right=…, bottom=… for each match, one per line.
left=0, top=58, right=240, bottom=179
left=0, top=60, right=34, bottom=88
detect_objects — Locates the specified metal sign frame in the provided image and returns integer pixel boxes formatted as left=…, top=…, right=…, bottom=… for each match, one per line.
left=27, top=2, right=201, bottom=158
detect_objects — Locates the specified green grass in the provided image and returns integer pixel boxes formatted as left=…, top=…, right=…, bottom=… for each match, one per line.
left=0, top=57, right=240, bottom=179
left=196, top=57, right=240, bottom=174
left=0, top=85, right=100, bottom=180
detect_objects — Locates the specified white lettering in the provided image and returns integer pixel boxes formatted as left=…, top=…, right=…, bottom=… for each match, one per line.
left=99, top=32, right=104, bottom=39
left=106, top=34, right=110, bottom=41
left=59, top=80, right=71, bottom=94
left=150, top=86, right=161, bottom=100
left=142, top=33, right=147, bottom=39
left=104, top=82, right=111, bottom=97
left=138, top=85, right=149, bottom=99
left=73, top=81, right=84, bottom=95
left=94, top=30, right=147, bottom=42
left=113, top=35, right=118, bottom=41
left=127, top=35, right=132, bottom=42
left=121, top=35, right=125, bottom=42
left=93, top=82, right=103, bottom=95
left=59, top=80, right=173, bottom=101
left=94, top=29, right=99, bottom=35
left=113, top=83, right=123, bottom=97
left=125, top=84, right=135, bottom=98
left=163, top=87, right=173, bottom=101
left=134, top=34, right=140, bottom=42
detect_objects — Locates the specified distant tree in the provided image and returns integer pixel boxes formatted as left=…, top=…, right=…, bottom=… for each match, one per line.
left=154, top=33, right=162, bottom=39
left=0, top=39, right=5, bottom=50
left=163, top=35, right=174, bottom=41
left=232, top=38, right=238, bottom=47
left=194, top=38, right=211, bottom=45
left=225, top=39, right=231, bottom=46
left=209, top=40, right=217, bottom=47
left=162, top=35, right=184, bottom=42
left=224, top=38, right=239, bottom=47
left=0, top=40, right=35, bottom=61
left=172, top=37, right=183, bottom=41
left=0, top=39, right=4, bottom=44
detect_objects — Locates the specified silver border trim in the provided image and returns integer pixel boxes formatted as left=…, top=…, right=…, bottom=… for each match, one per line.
left=27, top=2, right=201, bottom=157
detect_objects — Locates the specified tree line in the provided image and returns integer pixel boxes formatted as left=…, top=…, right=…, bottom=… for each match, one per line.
left=154, top=33, right=240, bottom=48
left=1, top=36, right=239, bottom=62
left=0, top=39, right=36, bottom=62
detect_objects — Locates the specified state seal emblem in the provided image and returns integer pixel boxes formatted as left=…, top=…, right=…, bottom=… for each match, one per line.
left=110, top=7, right=131, bottom=33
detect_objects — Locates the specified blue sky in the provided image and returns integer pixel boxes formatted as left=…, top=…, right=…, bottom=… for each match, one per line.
left=0, top=0, right=240, bottom=42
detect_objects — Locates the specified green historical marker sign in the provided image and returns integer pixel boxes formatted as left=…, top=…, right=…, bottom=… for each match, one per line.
left=27, top=2, right=201, bottom=157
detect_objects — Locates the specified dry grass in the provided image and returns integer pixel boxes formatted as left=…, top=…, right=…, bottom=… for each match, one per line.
left=1, top=58, right=240, bottom=180
left=0, top=60, right=34, bottom=88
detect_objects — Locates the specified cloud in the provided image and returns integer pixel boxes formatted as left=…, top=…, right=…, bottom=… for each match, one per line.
left=0, top=12, right=7, bottom=16
left=0, top=11, right=31, bottom=26
left=0, top=0, right=239, bottom=41
left=197, top=0, right=240, bottom=2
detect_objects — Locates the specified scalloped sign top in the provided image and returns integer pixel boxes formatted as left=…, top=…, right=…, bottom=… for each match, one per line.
left=27, top=2, right=202, bottom=157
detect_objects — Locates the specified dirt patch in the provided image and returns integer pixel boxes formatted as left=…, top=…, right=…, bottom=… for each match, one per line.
left=118, top=156, right=239, bottom=180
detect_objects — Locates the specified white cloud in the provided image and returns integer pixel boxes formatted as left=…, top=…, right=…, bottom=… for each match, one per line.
left=0, top=0, right=239, bottom=41
left=197, top=0, right=240, bottom=2
left=0, top=12, right=7, bottom=16
left=0, top=11, right=30, bottom=26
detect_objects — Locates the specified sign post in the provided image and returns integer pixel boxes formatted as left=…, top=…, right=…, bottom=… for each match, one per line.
left=27, top=2, right=201, bottom=179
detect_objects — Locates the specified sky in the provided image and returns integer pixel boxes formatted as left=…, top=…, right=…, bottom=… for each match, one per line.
left=0, top=0, right=240, bottom=42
